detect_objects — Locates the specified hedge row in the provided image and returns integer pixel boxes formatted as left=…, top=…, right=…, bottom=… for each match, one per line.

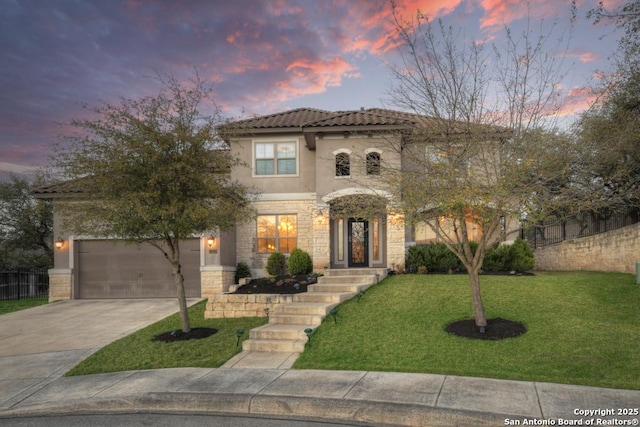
left=405, top=238, right=534, bottom=274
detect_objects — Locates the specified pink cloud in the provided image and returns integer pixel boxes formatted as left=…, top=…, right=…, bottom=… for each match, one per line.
left=284, top=56, right=361, bottom=95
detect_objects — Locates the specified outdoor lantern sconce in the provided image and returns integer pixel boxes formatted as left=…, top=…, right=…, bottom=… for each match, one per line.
left=55, top=238, right=65, bottom=250
left=207, top=236, right=216, bottom=248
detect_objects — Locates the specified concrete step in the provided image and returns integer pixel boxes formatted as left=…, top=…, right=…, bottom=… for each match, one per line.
left=242, top=338, right=306, bottom=353
left=307, top=283, right=368, bottom=293
left=317, top=275, right=375, bottom=285
left=272, top=302, right=337, bottom=316
left=249, top=324, right=308, bottom=340
left=269, top=313, right=323, bottom=326
left=325, top=268, right=388, bottom=278
left=293, top=292, right=353, bottom=303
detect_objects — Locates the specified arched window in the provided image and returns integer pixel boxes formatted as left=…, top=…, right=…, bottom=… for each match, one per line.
left=335, top=152, right=350, bottom=177
left=366, top=151, right=381, bottom=175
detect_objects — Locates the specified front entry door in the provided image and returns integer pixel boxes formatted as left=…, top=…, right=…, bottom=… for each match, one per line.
left=348, top=219, right=368, bottom=267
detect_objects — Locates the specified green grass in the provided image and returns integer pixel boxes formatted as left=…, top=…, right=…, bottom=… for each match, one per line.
left=294, top=271, right=640, bottom=390
left=66, top=300, right=267, bottom=376
left=0, top=297, right=48, bottom=316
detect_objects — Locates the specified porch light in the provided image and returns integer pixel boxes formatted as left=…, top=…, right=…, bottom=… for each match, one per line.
left=207, top=236, right=216, bottom=248
left=55, top=238, right=65, bottom=250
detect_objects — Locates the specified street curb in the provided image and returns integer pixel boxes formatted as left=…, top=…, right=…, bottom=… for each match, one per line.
left=0, top=393, right=511, bottom=426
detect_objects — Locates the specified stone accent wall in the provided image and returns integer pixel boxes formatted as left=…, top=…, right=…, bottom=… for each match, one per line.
left=534, top=222, right=640, bottom=274
left=200, top=266, right=236, bottom=299
left=205, top=293, right=294, bottom=318
left=48, top=269, right=73, bottom=301
left=236, top=199, right=316, bottom=277
left=387, top=213, right=406, bottom=272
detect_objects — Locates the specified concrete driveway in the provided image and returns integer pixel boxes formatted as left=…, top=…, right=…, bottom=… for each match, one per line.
left=0, top=299, right=199, bottom=410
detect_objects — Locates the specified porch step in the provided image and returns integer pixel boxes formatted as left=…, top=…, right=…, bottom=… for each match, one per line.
left=242, top=338, right=306, bottom=353
left=269, top=313, right=324, bottom=326
left=249, top=324, right=308, bottom=340
left=234, top=268, right=388, bottom=361
left=317, top=275, right=375, bottom=284
left=325, top=268, right=388, bottom=278
left=272, top=302, right=338, bottom=316
left=293, top=292, right=353, bottom=303
left=307, top=282, right=370, bottom=294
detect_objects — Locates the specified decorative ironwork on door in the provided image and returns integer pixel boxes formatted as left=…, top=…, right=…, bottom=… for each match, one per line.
left=348, top=219, right=368, bottom=267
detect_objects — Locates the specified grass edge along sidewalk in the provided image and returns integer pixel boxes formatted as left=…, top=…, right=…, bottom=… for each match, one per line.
left=294, top=271, right=639, bottom=391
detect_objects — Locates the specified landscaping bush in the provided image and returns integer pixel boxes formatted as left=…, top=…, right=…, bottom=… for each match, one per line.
left=481, top=238, right=535, bottom=273
left=266, top=252, right=287, bottom=276
left=406, top=242, right=465, bottom=273
left=234, top=261, right=251, bottom=284
left=288, top=248, right=313, bottom=275
left=482, top=243, right=511, bottom=272
left=509, top=238, right=535, bottom=272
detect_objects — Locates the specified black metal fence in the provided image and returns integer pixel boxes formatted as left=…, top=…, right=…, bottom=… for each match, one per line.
left=0, top=269, right=49, bottom=300
left=522, top=207, right=640, bottom=249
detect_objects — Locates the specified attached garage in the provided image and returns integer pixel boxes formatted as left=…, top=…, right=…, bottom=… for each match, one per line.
left=76, top=239, right=201, bottom=299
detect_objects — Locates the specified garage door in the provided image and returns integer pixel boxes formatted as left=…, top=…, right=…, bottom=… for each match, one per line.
left=77, top=239, right=201, bottom=299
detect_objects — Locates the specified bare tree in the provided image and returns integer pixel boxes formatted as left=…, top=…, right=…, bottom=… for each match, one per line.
left=360, top=3, right=581, bottom=331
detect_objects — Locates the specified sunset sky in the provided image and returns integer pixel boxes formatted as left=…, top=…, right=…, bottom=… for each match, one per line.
left=0, top=0, right=624, bottom=176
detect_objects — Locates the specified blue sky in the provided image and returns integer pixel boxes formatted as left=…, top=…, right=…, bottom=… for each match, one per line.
left=0, top=0, right=624, bottom=175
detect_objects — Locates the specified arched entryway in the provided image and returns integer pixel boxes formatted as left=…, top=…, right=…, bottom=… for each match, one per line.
left=323, top=191, right=388, bottom=269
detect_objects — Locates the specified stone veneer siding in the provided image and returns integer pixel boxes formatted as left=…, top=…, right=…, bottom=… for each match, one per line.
left=200, top=266, right=236, bottom=299
left=534, top=222, right=640, bottom=274
left=48, top=269, right=73, bottom=301
left=205, top=293, right=294, bottom=318
left=386, top=213, right=406, bottom=272
left=235, top=199, right=322, bottom=276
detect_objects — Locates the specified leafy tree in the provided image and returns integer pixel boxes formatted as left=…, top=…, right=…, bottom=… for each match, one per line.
left=357, top=3, right=582, bottom=331
left=576, top=0, right=640, bottom=209
left=53, top=75, right=254, bottom=332
left=0, top=174, right=53, bottom=269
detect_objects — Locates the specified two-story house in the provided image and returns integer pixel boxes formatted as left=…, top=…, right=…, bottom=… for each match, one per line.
left=37, top=107, right=491, bottom=301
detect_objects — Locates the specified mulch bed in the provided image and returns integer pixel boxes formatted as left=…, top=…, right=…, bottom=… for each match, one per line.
left=232, top=274, right=318, bottom=294
left=154, top=327, right=218, bottom=343
left=445, top=318, right=526, bottom=340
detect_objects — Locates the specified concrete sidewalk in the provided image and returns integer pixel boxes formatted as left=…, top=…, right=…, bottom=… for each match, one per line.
left=1, top=365, right=639, bottom=426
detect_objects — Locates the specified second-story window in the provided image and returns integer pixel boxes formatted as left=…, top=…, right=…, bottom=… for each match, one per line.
left=255, top=141, right=296, bottom=175
left=366, top=151, right=381, bottom=175
left=335, top=152, right=350, bottom=177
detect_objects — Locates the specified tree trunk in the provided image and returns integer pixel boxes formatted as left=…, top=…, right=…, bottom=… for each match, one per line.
left=173, top=261, right=191, bottom=333
left=469, top=267, right=487, bottom=332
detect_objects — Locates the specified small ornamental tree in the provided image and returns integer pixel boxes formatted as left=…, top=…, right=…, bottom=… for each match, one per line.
left=53, top=74, right=254, bottom=333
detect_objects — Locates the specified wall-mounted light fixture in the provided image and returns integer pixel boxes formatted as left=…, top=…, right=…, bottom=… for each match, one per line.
left=55, top=238, right=65, bottom=250
left=207, top=236, right=216, bottom=248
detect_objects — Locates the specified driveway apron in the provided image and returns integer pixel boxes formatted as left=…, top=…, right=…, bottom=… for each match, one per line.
left=0, top=299, right=198, bottom=410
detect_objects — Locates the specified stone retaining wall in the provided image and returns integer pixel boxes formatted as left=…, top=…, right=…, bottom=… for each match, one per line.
left=205, top=293, right=294, bottom=319
left=534, top=222, right=640, bottom=274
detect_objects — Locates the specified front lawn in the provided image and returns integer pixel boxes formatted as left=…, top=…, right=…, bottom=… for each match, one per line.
left=66, top=300, right=267, bottom=376
left=294, top=271, right=640, bottom=390
left=0, top=296, right=48, bottom=316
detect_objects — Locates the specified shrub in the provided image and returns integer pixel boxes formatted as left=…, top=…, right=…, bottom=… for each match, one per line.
left=482, top=243, right=511, bottom=272
left=481, top=238, right=535, bottom=272
left=266, top=252, right=287, bottom=276
left=288, top=248, right=313, bottom=275
left=406, top=242, right=466, bottom=274
left=234, top=261, right=251, bottom=284
left=509, top=238, right=535, bottom=272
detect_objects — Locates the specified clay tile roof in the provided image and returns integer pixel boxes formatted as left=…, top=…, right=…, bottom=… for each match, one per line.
left=31, top=179, right=86, bottom=198
left=303, top=109, right=416, bottom=127
left=227, top=108, right=334, bottom=129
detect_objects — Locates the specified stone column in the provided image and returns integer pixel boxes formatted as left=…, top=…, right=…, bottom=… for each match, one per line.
left=312, top=206, right=330, bottom=272
left=386, top=213, right=406, bottom=272
left=48, top=269, right=73, bottom=302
